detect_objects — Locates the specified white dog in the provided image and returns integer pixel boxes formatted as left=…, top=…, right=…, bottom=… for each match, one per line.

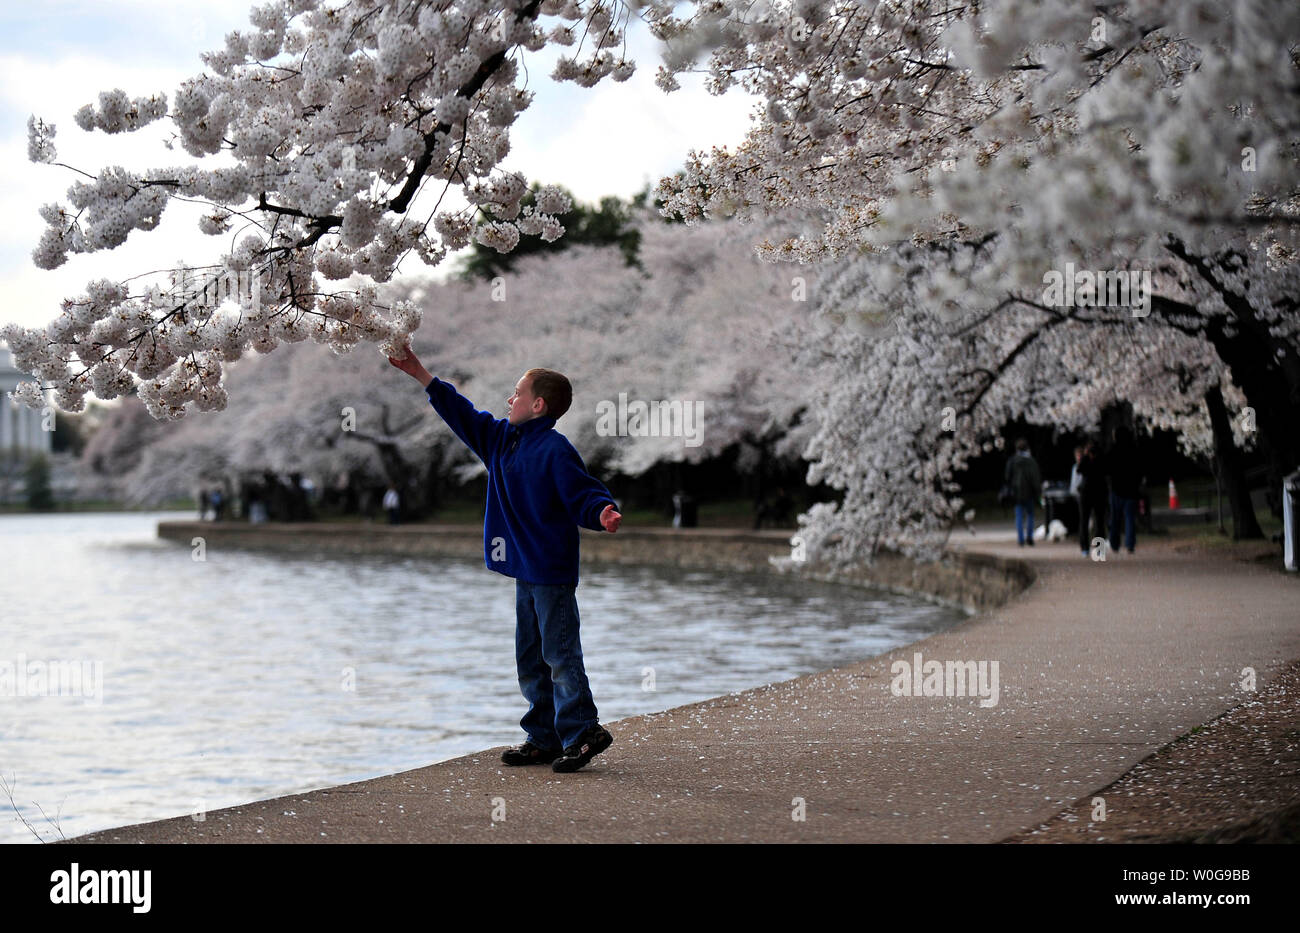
left=1035, top=520, right=1069, bottom=542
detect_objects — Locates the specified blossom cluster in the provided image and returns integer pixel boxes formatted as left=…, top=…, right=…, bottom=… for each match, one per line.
left=656, top=1, right=1298, bottom=265
left=18, top=0, right=656, bottom=421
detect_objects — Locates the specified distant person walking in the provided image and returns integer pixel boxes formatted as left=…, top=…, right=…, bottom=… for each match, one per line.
left=1106, top=428, right=1143, bottom=555
left=198, top=488, right=209, bottom=521
left=1004, top=438, right=1042, bottom=547
left=383, top=484, right=401, bottom=525
left=210, top=488, right=225, bottom=522
left=248, top=488, right=268, bottom=524
left=1076, top=440, right=1108, bottom=557
left=1068, top=445, right=1085, bottom=534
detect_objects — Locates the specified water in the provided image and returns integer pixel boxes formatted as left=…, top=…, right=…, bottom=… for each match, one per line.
left=0, top=511, right=964, bottom=842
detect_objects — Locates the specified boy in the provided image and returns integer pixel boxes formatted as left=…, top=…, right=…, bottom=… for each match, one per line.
left=388, top=345, right=620, bottom=773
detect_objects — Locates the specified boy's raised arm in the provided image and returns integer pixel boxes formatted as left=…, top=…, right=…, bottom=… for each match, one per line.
left=388, top=345, right=499, bottom=463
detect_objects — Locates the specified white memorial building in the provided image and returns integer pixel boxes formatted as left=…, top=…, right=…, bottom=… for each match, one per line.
left=0, top=343, right=53, bottom=458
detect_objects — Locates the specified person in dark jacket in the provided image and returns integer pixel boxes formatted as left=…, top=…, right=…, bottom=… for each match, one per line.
left=1106, top=428, right=1143, bottom=554
left=1077, top=439, right=1108, bottom=556
left=389, top=345, right=619, bottom=773
left=1004, top=438, right=1043, bottom=547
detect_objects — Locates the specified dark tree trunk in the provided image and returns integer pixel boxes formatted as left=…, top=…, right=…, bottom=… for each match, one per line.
left=1160, top=239, right=1300, bottom=516
left=1205, top=384, right=1264, bottom=540
left=1201, top=319, right=1300, bottom=518
left=343, top=400, right=430, bottom=519
left=421, top=455, right=442, bottom=517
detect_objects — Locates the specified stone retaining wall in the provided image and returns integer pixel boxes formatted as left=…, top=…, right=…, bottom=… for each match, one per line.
left=158, top=521, right=1034, bottom=614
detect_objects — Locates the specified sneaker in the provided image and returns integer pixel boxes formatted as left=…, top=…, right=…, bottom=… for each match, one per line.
left=552, top=724, right=613, bottom=773
left=501, top=741, right=562, bottom=766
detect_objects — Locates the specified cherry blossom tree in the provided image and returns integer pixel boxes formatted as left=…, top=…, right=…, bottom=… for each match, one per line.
left=8, top=0, right=1296, bottom=560
left=656, top=1, right=1298, bottom=262
left=106, top=214, right=817, bottom=506
left=105, top=336, right=465, bottom=509
left=78, top=395, right=184, bottom=487
left=785, top=236, right=1267, bottom=561
left=5, top=0, right=662, bottom=420
left=651, top=0, right=1298, bottom=557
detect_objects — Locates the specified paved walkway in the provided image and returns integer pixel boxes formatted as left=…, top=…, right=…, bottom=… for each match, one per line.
left=66, top=531, right=1299, bottom=843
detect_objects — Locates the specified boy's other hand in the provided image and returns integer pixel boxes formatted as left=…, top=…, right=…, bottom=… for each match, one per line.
left=600, top=504, right=622, bottom=533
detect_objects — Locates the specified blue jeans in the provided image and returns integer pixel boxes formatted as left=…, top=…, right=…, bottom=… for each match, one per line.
left=1109, top=494, right=1137, bottom=552
left=515, top=579, right=599, bottom=751
left=1014, top=500, right=1035, bottom=544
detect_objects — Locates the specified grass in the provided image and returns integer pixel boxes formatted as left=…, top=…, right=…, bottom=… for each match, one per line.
left=1164, top=514, right=1285, bottom=550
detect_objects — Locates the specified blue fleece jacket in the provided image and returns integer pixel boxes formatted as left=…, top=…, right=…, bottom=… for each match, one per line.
left=424, top=376, right=616, bottom=585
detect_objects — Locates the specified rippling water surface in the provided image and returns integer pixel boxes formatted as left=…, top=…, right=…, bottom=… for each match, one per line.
left=0, top=511, right=964, bottom=842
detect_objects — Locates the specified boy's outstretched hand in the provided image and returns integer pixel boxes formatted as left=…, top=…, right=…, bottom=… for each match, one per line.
left=388, top=343, right=432, bottom=386
left=600, top=504, right=622, bottom=533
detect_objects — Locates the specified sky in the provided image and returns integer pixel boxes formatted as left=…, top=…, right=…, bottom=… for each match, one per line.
left=0, top=0, right=759, bottom=333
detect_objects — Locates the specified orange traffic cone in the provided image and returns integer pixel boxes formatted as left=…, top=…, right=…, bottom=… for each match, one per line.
left=1168, top=478, right=1179, bottom=510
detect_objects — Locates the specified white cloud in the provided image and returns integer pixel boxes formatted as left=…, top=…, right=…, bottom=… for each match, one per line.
left=504, top=20, right=759, bottom=202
